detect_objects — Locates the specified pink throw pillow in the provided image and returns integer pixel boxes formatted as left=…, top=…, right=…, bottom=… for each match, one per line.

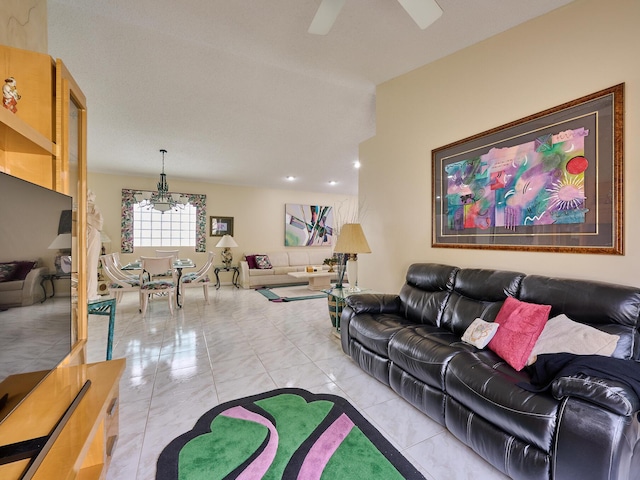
left=487, top=297, right=551, bottom=371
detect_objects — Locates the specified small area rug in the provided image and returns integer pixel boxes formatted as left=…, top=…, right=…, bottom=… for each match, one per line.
left=156, top=388, right=425, bottom=480
left=256, top=285, right=327, bottom=302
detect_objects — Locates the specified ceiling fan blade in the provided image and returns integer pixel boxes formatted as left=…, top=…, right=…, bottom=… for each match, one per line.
left=308, top=0, right=347, bottom=35
left=397, top=0, right=443, bottom=29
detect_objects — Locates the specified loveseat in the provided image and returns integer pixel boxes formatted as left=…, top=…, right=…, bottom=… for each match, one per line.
left=340, top=263, right=640, bottom=480
left=239, top=249, right=343, bottom=289
left=0, top=260, right=47, bottom=308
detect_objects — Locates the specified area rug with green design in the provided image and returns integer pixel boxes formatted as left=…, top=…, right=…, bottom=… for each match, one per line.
left=156, top=388, right=425, bottom=480
left=255, top=285, right=327, bottom=302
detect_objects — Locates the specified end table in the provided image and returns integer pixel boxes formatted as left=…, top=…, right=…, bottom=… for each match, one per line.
left=323, top=287, right=371, bottom=333
left=213, top=265, right=240, bottom=289
left=88, top=297, right=117, bottom=360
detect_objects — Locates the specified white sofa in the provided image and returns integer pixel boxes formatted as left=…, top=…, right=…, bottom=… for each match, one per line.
left=239, top=249, right=344, bottom=289
left=0, top=262, right=48, bottom=308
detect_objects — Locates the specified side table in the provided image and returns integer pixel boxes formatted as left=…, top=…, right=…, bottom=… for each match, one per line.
left=213, top=265, right=240, bottom=289
left=40, top=273, right=72, bottom=302
left=323, top=287, right=371, bottom=333
left=88, top=297, right=117, bottom=360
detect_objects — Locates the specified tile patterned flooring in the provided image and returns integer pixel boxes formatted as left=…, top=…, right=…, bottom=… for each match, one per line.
left=86, top=285, right=510, bottom=480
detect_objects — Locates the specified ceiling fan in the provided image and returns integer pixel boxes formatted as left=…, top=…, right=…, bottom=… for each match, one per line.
left=308, top=0, right=443, bottom=35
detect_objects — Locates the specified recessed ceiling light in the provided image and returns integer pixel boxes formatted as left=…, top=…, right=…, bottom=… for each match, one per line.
left=286, top=176, right=296, bottom=181
left=354, top=160, right=361, bottom=169
left=329, top=180, right=337, bottom=186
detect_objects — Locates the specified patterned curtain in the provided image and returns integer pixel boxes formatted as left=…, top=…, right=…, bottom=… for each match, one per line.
left=121, top=189, right=207, bottom=253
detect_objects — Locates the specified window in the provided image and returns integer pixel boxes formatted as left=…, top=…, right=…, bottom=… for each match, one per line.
left=121, top=189, right=207, bottom=253
left=133, top=203, right=196, bottom=247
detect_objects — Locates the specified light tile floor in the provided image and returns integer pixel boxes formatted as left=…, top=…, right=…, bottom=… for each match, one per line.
left=86, top=285, right=510, bottom=480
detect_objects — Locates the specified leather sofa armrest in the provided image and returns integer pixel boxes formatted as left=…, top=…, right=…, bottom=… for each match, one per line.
left=345, top=293, right=402, bottom=315
left=552, top=373, right=640, bottom=417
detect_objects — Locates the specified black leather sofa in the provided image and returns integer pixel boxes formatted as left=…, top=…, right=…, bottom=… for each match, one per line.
left=340, top=263, right=640, bottom=480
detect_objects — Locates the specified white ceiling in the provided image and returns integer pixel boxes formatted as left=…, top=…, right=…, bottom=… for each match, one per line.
left=47, top=0, right=574, bottom=196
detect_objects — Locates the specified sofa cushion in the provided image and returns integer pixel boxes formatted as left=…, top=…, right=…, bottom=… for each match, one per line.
left=255, top=255, right=273, bottom=269
left=389, top=325, right=473, bottom=390
left=0, top=279, right=23, bottom=292
left=398, top=263, right=459, bottom=326
left=249, top=268, right=275, bottom=277
left=307, top=250, right=328, bottom=265
left=347, top=312, right=413, bottom=357
left=488, top=297, right=551, bottom=371
left=288, top=250, right=310, bottom=267
left=266, top=252, right=289, bottom=268
left=440, top=267, right=524, bottom=336
left=446, top=350, right=560, bottom=453
left=0, top=263, right=18, bottom=282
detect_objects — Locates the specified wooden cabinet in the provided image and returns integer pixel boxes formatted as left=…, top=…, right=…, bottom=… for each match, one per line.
left=0, top=45, right=122, bottom=479
left=0, top=360, right=125, bottom=479
left=0, top=44, right=88, bottom=346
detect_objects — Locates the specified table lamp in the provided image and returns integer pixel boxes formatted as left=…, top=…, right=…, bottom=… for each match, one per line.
left=48, top=233, right=73, bottom=275
left=333, top=223, right=371, bottom=291
left=216, top=234, right=238, bottom=268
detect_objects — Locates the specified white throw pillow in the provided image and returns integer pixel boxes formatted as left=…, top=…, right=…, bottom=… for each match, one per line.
left=462, top=318, right=499, bottom=349
left=527, top=314, right=619, bottom=365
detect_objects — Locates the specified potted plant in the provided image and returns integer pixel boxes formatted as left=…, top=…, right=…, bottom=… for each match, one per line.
left=323, top=257, right=337, bottom=272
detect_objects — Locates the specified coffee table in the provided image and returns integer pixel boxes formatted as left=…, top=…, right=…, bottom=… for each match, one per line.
left=288, top=271, right=333, bottom=291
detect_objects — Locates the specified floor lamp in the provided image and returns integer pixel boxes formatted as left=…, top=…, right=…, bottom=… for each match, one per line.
left=333, top=223, right=371, bottom=291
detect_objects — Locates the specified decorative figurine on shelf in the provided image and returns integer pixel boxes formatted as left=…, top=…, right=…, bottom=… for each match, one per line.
left=2, top=77, right=21, bottom=114
left=87, top=189, right=104, bottom=301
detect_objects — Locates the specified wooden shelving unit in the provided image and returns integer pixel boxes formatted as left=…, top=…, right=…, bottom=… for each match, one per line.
left=0, top=44, right=123, bottom=480
left=0, top=108, right=54, bottom=155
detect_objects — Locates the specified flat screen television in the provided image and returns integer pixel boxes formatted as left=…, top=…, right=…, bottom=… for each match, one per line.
left=0, top=172, right=74, bottom=426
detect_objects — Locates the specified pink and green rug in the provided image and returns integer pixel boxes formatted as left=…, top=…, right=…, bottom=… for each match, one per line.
left=156, top=388, right=425, bottom=479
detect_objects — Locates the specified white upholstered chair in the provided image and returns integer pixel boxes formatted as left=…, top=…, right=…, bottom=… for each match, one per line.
left=139, top=256, right=177, bottom=316
left=179, top=251, right=214, bottom=305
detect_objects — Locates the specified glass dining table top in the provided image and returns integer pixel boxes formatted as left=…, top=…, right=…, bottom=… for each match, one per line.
left=122, top=259, right=195, bottom=270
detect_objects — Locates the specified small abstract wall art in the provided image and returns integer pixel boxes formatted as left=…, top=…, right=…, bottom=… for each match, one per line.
left=432, top=84, right=623, bottom=254
left=285, top=204, right=334, bottom=246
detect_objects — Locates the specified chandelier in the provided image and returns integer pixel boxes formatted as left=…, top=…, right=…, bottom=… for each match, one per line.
left=134, top=149, right=189, bottom=213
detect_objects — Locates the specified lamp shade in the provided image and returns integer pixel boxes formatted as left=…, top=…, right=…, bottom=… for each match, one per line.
left=48, top=233, right=73, bottom=250
left=333, top=224, right=371, bottom=254
left=216, top=234, right=238, bottom=248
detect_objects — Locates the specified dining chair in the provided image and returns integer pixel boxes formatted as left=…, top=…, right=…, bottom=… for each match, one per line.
left=154, top=250, right=179, bottom=277
left=155, top=249, right=179, bottom=259
left=139, top=256, right=177, bottom=316
left=101, top=253, right=141, bottom=304
left=179, top=251, right=214, bottom=305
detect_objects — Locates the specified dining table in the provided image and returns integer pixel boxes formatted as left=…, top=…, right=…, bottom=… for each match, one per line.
left=121, top=258, right=196, bottom=308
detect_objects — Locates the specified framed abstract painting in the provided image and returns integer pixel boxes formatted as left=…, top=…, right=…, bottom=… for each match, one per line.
left=432, top=84, right=624, bottom=254
left=285, top=204, right=334, bottom=246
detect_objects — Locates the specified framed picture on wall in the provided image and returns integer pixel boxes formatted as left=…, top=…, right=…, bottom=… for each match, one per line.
left=432, top=84, right=624, bottom=255
left=210, top=216, right=234, bottom=237
left=285, top=204, right=334, bottom=246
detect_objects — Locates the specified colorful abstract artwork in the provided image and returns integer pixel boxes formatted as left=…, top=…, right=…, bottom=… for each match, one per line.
left=432, top=84, right=624, bottom=254
left=285, top=204, right=334, bottom=246
left=446, top=128, right=589, bottom=231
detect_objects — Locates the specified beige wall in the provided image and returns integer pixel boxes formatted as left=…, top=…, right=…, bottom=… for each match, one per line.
left=359, top=0, right=640, bottom=293
left=0, top=0, right=47, bottom=53
left=88, top=172, right=356, bottom=277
